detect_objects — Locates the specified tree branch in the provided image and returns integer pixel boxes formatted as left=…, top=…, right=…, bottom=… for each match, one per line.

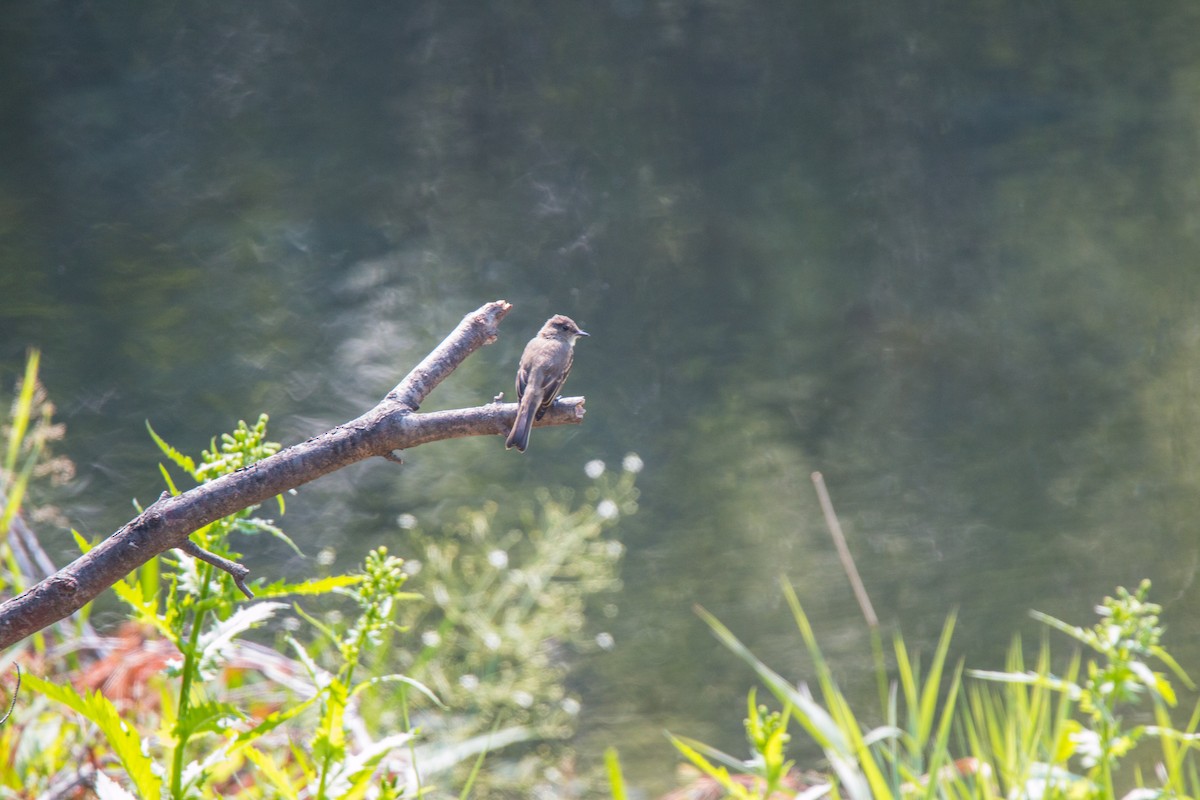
left=0, top=301, right=588, bottom=650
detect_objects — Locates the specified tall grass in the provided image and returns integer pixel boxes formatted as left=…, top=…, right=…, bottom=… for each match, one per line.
left=645, top=477, right=1200, bottom=799
left=655, top=578, right=1200, bottom=800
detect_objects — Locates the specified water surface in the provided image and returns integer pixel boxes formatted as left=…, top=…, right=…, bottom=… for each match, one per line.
left=4, top=2, right=1200, bottom=792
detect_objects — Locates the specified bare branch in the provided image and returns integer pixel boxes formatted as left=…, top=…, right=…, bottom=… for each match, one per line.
left=0, top=302, right=587, bottom=650
left=179, top=540, right=254, bottom=599
left=386, top=301, right=511, bottom=409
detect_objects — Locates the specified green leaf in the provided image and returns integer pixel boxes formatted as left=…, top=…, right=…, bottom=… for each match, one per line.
left=923, top=663, right=964, bottom=797
left=156, top=463, right=180, bottom=497
left=110, top=578, right=175, bottom=643
left=1150, top=645, right=1195, bottom=691
left=409, top=725, right=537, bottom=776
left=177, top=698, right=245, bottom=740
left=3, top=349, right=39, bottom=476
left=328, top=732, right=415, bottom=800
left=350, top=673, right=445, bottom=710
left=255, top=575, right=363, bottom=599
left=236, top=517, right=304, bottom=556
left=22, top=672, right=162, bottom=800
left=285, top=632, right=327, bottom=687
left=668, top=734, right=752, bottom=800
left=292, top=605, right=342, bottom=650
left=229, top=694, right=320, bottom=752
left=669, top=734, right=750, bottom=774
left=146, top=420, right=197, bottom=479
left=0, top=453, right=34, bottom=542
left=779, top=585, right=893, bottom=799
left=245, top=746, right=302, bottom=800
left=313, top=677, right=349, bottom=763
left=196, top=602, right=288, bottom=679
left=916, top=613, right=956, bottom=746
left=1055, top=719, right=1084, bottom=762
left=605, top=748, right=628, bottom=800
left=695, top=603, right=877, bottom=800
left=1028, top=610, right=1090, bottom=646
left=458, top=722, right=494, bottom=800
left=967, top=669, right=1083, bottom=700
left=696, top=605, right=846, bottom=752
left=861, top=725, right=903, bottom=748
left=1, top=352, right=47, bottom=544
left=71, top=528, right=96, bottom=554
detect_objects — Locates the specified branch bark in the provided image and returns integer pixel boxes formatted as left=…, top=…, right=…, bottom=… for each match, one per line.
left=0, top=300, right=587, bottom=650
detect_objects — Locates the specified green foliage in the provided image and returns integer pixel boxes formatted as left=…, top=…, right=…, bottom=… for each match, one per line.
left=0, top=349, right=74, bottom=598
left=959, top=639, right=1084, bottom=799
left=0, top=349, right=42, bottom=543
left=387, top=457, right=639, bottom=795
left=969, top=580, right=1200, bottom=798
left=19, top=671, right=162, bottom=800
left=5, top=410, right=430, bottom=798
left=2, top=358, right=638, bottom=798
left=334, top=547, right=420, bottom=674
left=652, top=579, right=1200, bottom=800
left=745, top=689, right=796, bottom=793
left=667, top=690, right=801, bottom=800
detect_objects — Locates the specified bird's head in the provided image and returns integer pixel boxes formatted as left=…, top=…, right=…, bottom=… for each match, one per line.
left=540, top=314, right=589, bottom=342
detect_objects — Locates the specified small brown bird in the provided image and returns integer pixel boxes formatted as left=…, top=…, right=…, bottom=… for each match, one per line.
left=505, top=314, right=589, bottom=452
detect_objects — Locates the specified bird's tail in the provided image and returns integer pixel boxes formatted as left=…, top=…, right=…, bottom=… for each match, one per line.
left=505, top=397, right=536, bottom=452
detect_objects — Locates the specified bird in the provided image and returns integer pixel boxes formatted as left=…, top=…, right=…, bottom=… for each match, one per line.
left=505, top=314, right=589, bottom=452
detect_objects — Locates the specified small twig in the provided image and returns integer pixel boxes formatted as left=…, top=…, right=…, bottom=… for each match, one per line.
left=811, top=471, right=878, bottom=629
left=0, top=664, right=20, bottom=725
left=179, top=540, right=254, bottom=599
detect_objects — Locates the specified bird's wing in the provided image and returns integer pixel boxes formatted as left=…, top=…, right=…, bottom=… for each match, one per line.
left=515, top=359, right=531, bottom=400
left=534, top=348, right=573, bottom=420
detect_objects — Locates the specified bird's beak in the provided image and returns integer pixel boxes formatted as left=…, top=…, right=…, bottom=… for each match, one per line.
left=576, top=329, right=590, bottom=337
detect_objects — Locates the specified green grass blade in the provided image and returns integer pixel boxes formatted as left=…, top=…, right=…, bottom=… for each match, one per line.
left=668, top=734, right=751, bottom=799
left=3, top=350, right=39, bottom=476
left=350, top=673, right=446, bottom=710
left=605, top=748, right=628, bottom=800
left=917, top=613, right=956, bottom=746
left=0, top=352, right=44, bottom=541
left=695, top=604, right=850, bottom=755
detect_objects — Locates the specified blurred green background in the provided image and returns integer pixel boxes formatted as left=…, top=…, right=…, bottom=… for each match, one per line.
left=4, top=1, right=1200, bottom=792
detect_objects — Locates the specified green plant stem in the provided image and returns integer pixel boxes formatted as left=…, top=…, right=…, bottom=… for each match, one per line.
left=170, top=562, right=215, bottom=799
left=1100, top=718, right=1116, bottom=797
left=399, top=686, right=423, bottom=798
left=870, top=625, right=887, bottom=729
left=316, top=620, right=369, bottom=800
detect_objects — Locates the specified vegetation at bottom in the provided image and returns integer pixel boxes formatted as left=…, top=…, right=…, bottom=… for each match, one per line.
left=6, top=348, right=1200, bottom=800
left=607, top=577, right=1200, bottom=799
left=0, top=351, right=639, bottom=798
